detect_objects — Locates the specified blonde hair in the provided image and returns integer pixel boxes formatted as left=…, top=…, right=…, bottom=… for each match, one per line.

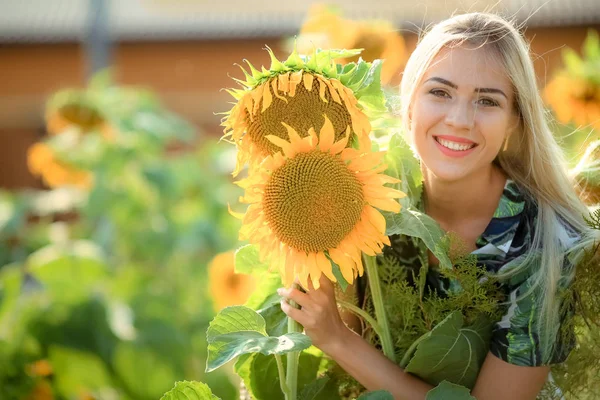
left=399, top=12, right=597, bottom=362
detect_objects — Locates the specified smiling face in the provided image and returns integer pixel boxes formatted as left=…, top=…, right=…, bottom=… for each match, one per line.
left=409, top=45, right=518, bottom=182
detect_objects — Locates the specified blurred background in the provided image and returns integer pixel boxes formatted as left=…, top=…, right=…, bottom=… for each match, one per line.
left=0, top=0, right=599, bottom=399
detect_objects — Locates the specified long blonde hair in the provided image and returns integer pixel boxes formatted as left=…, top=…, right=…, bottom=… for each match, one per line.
left=399, top=12, right=597, bottom=362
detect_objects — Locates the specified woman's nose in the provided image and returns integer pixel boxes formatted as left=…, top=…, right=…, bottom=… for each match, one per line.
left=444, top=99, right=475, bottom=130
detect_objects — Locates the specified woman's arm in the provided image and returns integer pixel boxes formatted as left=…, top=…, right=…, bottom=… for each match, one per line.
left=279, top=276, right=552, bottom=400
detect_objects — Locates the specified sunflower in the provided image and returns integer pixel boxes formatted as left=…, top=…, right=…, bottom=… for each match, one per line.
left=544, top=75, right=600, bottom=131
left=221, top=47, right=387, bottom=176
left=236, top=116, right=405, bottom=289
left=45, top=91, right=115, bottom=139
left=296, top=5, right=406, bottom=85
left=27, top=142, right=92, bottom=189
left=208, top=251, right=256, bottom=311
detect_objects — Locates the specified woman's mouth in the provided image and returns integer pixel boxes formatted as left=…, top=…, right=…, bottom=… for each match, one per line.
left=433, top=135, right=478, bottom=157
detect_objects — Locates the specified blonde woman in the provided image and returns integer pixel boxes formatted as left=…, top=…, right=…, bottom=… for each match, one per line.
left=279, top=12, right=598, bottom=400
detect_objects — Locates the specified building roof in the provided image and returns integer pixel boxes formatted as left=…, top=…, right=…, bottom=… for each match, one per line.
left=0, top=0, right=599, bottom=43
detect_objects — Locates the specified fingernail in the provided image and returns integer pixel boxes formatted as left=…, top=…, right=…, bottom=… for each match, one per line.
left=276, top=288, right=282, bottom=295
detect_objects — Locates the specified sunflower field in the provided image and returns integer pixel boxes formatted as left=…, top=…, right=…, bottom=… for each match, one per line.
left=1, top=5, right=600, bottom=400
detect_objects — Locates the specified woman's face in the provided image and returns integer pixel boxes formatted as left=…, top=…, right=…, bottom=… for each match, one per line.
left=409, top=45, right=518, bottom=182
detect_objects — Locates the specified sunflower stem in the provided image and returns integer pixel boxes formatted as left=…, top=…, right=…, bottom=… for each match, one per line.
left=286, top=283, right=302, bottom=400
left=337, top=299, right=385, bottom=339
left=363, top=254, right=396, bottom=363
left=274, top=354, right=290, bottom=398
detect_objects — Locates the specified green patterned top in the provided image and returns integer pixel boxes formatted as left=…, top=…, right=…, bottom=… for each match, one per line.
left=382, top=179, right=578, bottom=367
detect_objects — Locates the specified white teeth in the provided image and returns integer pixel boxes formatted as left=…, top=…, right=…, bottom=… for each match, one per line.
left=435, top=137, right=475, bottom=151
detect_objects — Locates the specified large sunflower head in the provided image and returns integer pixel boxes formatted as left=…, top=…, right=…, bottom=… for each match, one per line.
left=208, top=251, right=256, bottom=311
left=296, top=5, right=406, bottom=85
left=27, top=142, right=92, bottom=189
left=236, top=116, right=405, bottom=289
left=46, top=90, right=115, bottom=139
left=221, top=47, right=387, bottom=176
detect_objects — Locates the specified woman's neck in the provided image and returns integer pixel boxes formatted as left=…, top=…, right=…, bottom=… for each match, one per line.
left=422, top=165, right=507, bottom=228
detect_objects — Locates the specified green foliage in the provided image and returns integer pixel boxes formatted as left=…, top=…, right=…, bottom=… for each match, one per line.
left=356, top=390, right=394, bottom=399
left=161, top=381, right=221, bottom=400
left=0, top=72, right=240, bottom=399
left=546, top=214, right=600, bottom=399
left=426, top=381, right=475, bottom=400
left=206, top=306, right=312, bottom=372
left=234, top=244, right=270, bottom=275
left=404, top=312, right=492, bottom=388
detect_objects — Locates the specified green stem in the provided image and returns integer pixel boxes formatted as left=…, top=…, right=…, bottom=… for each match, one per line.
left=274, top=354, right=290, bottom=399
left=337, top=299, right=384, bottom=339
left=286, top=283, right=302, bottom=400
left=363, top=254, right=396, bottom=363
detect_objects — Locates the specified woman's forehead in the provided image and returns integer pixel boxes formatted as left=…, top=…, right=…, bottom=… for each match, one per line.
left=422, top=45, right=512, bottom=93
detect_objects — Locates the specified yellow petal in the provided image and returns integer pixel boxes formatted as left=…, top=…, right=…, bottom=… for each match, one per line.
left=303, top=73, right=314, bottom=91
left=266, top=135, right=293, bottom=156
left=289, top=71, right=303, bottom=97
left=317, top=78, right=329, bottom=103
left=318, top=115, right=335, bottom=152
left=261, top=82, right=273, bottom=112
left=278, top=72, right=290, bottom=94
left=271, top=79, right=288, bottom=103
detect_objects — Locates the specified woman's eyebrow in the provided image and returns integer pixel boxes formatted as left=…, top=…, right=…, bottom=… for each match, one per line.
left=424, top=76, right=508, bottom=99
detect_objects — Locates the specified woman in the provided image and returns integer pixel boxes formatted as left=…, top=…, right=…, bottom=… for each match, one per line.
left=278, top=12, right=597, bottom=400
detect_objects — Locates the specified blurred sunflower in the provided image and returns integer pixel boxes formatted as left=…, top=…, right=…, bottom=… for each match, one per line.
left=27, top=142, right=92, bottom=189
left=208, top=251, right=256, bottom=311
left=544, top=75, right=600, bottom=130
left=45, top=91, right=115, bottom=139
left=296, top=4, right=406, bottom=85
left=236, top=116, right=405, bottom=289
left=26, top=359, right=53, bottom=377
left=221, top=46, right=387, bottom=176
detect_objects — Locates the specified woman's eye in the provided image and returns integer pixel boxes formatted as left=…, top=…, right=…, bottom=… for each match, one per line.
left=478, top=98, right=499, bottom=107
left=429, top=89, right=450, bottom=98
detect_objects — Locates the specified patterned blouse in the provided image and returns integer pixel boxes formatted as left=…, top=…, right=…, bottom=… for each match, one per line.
left=378, top=179, right=577, bottom=367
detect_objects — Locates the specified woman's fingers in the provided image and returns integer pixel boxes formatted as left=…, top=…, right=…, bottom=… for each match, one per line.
left=280, top=298, right=306, bottom=325
left=277, top=287, right=311, bottom=308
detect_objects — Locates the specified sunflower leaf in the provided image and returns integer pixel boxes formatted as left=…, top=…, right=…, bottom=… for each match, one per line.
left=384, top=133, right=422, bottom=208
left=160, top=381, right=220, bottom=400
left=235, top=244, right=270, bottom=275
left=356, top=390, right=394, bottom=399
left=404, top=311, right=492, bottom=389
left=330, top=260, right=350, bottom=292
left=354, top=60, right=388, bottom=115
left=206, top=306, right=311, bottom=372
left=384, top=208, right=452, bottom=269
left=425, top=381, right=475, bottom=400
left=206, top=332, right=311, bottom=372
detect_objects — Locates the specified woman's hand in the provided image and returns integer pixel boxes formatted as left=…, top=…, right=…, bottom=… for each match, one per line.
left=278, top=275, right=350, bottom=354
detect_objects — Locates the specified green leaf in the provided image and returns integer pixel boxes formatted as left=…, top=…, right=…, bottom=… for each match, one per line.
left=354, top=60, right=388, bottom=115
left=405, top=312, right=492, bottom=389
left=235, top=244, right=270, bottom=275
left=250, top=352, right=323, bottom=400
left=330, top=260, right=350, bottom=292
left=258, top=301, right=288, bottom=337
left=426, top=381, right=475, bottom=400
left=583, top=30, right=600, bottom=61
left=207, top=306, right=268, bottom=339
left=244, top=272, right=282, bottom=310
left=356, top=390, right=394, bottom=399
left=234, top=353, right=257, bottom=399
left=27, top=241, right=108, bottom=303
left=563, top=48, right=584, bottom=75
left=384, top=208, right=452, bottom=269
left=299, top=376, right=330, bottom=400
left=207, top=331, right=311, bottom=372
left=0, top=265, right=22, bottom=324
left=160, top=381, right=220, bottom=400
left=384, top=133, right=422, bottom=208
left=206, top=306, right=311, bottom=372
